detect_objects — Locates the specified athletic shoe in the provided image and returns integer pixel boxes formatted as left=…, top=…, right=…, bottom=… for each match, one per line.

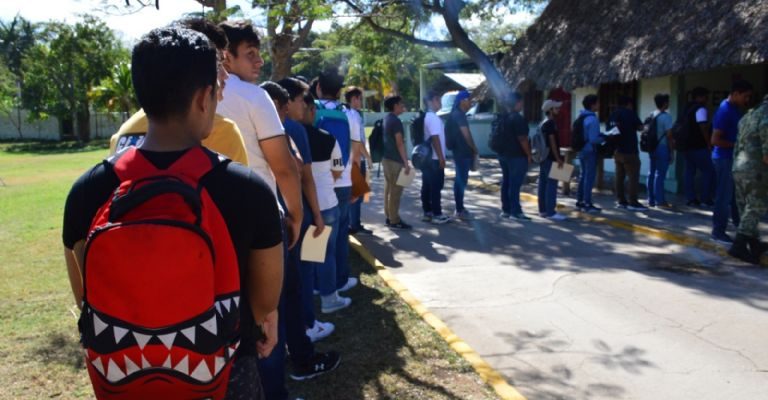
left=616, top=202, right=628, bottom=209
left=575, top=201, right=586, bottom=211
left=431, top=215, right=451, bottom=225
left=454, top=210, right=473, bottom=220
left=548, top=213, right=567, bottom=221
left=585, top=204, right=602, bottom=213
left=350, top=226, right=373, bottom=235
left=338, top=277, right=358, bottom=292
left=512, top=213, right=532, bottom=221
left=321, top=293, right=352, bottom=313
left=421, top=213, right=433, bottom=222
left=686, top=199, right=701, bottom=207
left=711, top=233, right=734, bottom=245
left=385, top=218, right=391, bottom=226
left=627, top=202, right=649, bottom=211
left=305, top=320, right=335, bottom=343
left=702, top=201, right=715, bottom=207
left=289, top=351, right=341, bottom=381
left=499, top=212, right=511, bottom=219
left=389, top=221, right=412, bottom=230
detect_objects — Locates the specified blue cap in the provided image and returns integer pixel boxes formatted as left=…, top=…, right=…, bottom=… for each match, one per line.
left=453, top=90, right=470, bottom=108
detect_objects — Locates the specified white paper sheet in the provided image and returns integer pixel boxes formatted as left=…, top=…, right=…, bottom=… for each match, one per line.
left=548, top=163, right=575, bottom=182
left=396, top=168, right=415, bottom=187
left=300, top=225, right=333, bottom=263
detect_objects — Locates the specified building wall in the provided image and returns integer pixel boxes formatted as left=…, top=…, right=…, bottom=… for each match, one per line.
left=0, top=110, right=125, bottom=141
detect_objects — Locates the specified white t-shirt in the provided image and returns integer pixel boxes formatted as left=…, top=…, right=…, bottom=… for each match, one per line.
left=424, top=111, right=446, bottom=160
left=696, top=107, right=708, bottom=123
left=330, top=103, right=361, bottom=188
left=217, top=74, right=285, bottom=196
left=312, top=139, right=344, bottom=210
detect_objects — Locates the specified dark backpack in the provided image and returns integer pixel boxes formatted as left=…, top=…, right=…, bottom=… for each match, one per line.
left=410, top=110, right=426, bottom=147
left=369, top=118, right=384, bottom=163
left=488, top=113, right=505, bottom=154
left=570, top=114, right=588, bottom=152
left=640, top=112, right=660, bottom=152
left=315, top=101, right=351, bottom=166
left=80, top=147, right=241, bottom=399
left=671, top=104, right=697, bottom=151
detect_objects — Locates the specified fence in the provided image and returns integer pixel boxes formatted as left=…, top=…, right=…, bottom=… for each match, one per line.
left=0, top=109, right=126, bottom=140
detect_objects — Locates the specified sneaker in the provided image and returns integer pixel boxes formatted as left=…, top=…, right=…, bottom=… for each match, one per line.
left=338, top=277, right=358, bottom=292
left=431, top=215, right=451, bottom=225
left=575, top=201, right=586, bottom=211
left=321, top=293, right=352, bottom=313
left=511, top=213, right=532, bottom=221
left=305, top=320, right=335, bottom=343
left=350, top=226, right=373, bottom=235
left=499, top=212, right=511, bottom=219
left=686, top=199, right=701, bottom=207
left=616, top=202, right=628, bottom=209
left=585, top=204, right=602, bottom=213
left=289, top=351, right=341, bottom=381
left=702, top=201, right=714, bottom=207
left=421, top=213, right=433, bottom=222
left=627, top=202, right=649, bottom=211
left=711, top=233, right=734, bottom=245
left=385, top=218, right=391, bottom=226
left=454, top=210, right=473, bottom=220
left=389, top=221, right=412, bottom=230
left=548, top=213, right=567, bottom=221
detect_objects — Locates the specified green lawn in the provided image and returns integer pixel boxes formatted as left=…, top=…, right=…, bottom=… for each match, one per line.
left=0, top=140, right=498, bottom=400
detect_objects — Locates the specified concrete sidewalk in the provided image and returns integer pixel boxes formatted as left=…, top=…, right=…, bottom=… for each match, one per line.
left=355, top=161, right=768, bottom=400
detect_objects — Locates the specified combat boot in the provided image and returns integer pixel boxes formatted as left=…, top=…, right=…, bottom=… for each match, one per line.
left=728, top=234, right=759, bottom=265
left=747, top=237, right=768, bottom=260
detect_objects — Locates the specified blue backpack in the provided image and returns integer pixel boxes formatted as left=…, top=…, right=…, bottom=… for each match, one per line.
left=315, top=100, right=351, bottom=166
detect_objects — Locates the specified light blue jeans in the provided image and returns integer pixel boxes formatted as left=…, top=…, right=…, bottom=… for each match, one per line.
left=577, top=150, right=597, bottom=205
left=647, top=145, right=670, bottom=205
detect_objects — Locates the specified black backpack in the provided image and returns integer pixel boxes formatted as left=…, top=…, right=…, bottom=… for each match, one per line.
left=410, top=110, right=426, bottom=147
left=671, top=104, right=697, bottom=151
left=488, top=113, right=506, bottom=154
left=639, top=112, right=660, bottom=153
left=369, top=118, right=384, bottom=163
left=571, top=114, right=588, bottom=152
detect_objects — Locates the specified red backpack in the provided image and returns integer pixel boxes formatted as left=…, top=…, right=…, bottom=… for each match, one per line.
left=79, top=147, right=241, bottom=399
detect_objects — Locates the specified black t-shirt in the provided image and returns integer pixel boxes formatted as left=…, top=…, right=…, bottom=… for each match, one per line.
left=382, top=113, right=404, bottom=163
left=446, top=108, right=473, bottom=158
left=684, top=103, right=710, bottom=150
left=541, top=119, right=560, bottom=161
left=611, top=107, right=642, bottom=154
left=499, top=112, right=529, bottom=158
left=62, top=148, right=282, bottom=357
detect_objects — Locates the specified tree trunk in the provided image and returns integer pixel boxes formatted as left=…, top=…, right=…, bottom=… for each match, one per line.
left=76, top=107, right=91, bottom=143
left=269, top=34, right=294, bottom=81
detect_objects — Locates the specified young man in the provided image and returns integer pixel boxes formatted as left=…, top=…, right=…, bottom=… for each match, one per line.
left=647, top=93, right=675, bottom=208
left=217, top=20, right=303, bottom=249
left=381, top=94, right=412, bottom=229
left=729, top=94, right=768, bottom=264
left=108, top=18, right=248, bottom=165
left=576, top=94, right=605, bottom=213
left=345, top=86, right=374, bottom=235
left=315, top=69, right=359, bottom=295
left=420, top=90, right=450, bottom=224
left=260, top=82, right=341, bottom=396
left=539, top=99, right=567, bottom=220
left=63, top=26, right=283, bottom=399
left=681, top=87, right=714, bottom=207
left=711, top=80, right=753, bottom=245
left=609, top=96, right=647, bottom=211
left=495, top=92, right=532, bottom=220
left=446, top=90, right=478, bottom=220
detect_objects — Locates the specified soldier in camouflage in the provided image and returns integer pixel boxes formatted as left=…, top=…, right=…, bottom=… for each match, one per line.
left=728, top=94, right=768, bottom=264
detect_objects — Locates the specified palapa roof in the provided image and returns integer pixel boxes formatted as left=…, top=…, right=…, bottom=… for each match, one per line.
left=494, top=0, right=768, bottom=91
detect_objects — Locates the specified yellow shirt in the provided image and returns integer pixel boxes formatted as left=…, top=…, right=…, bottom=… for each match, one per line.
left=109, top=109, right=249, bottom=165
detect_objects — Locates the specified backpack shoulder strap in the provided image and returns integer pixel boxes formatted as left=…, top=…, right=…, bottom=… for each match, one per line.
left=111, top=146, right=221, bottom=184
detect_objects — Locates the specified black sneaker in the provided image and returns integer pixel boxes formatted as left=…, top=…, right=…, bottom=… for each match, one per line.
left=686, top=199, right=701, bottom=207
left=385, top=218, right=391, bottom=226
left=354, top=226, right=373, bottom=235
left=389, top=221, right=412, bottom=230
left=290, top=351, right=341, bottom=381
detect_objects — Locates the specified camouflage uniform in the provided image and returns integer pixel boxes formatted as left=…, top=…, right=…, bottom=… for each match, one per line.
left=732, top=95, right=768, bottom=239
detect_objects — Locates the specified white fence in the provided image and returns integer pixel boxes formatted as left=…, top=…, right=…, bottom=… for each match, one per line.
left=0, top=109, right=126, bottom=140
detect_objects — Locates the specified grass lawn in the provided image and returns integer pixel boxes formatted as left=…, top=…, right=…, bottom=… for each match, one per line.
left=0, top=140, right=498, bottom=400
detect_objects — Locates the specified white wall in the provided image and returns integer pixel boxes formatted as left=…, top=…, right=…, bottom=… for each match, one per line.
left=0, top=110, right=125, bottom=140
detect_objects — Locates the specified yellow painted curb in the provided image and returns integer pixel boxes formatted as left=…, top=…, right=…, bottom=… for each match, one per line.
left=348, top=236, right=528, bottom=400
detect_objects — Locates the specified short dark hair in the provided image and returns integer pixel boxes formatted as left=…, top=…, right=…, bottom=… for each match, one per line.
left=219, top=20, right=260, bottom=57
left=423, top=89, right=441, bottom=107
left=384, top=95, right=402, bottom=112
left=261, top=81, right=289, bottom=108
left=691, top=87, right=709, bottom=99
left=582, top=94, right=599, bottom=109
left=654, top=93, right=670, bottom=108
left=303, top=93, right=316, bottom=108
left=344, top=86, right=363, bottom=103
left=177, top=18, right=228, bottom=50
left=618, top=96, right=633, bottom=107
left=318, top=69, right=344, bottom=99
left=277, top=77, right=308, bottom=101
left=731, top=80, right=753, bottom=94
left=132, top=26, right=217, bottom=121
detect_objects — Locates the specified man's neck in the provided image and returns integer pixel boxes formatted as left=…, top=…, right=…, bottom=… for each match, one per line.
left=142, top=119, right=200, bottom=152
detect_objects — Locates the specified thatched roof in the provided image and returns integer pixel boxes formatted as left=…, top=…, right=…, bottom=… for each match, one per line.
left=494, top=0, right=768, bottom=91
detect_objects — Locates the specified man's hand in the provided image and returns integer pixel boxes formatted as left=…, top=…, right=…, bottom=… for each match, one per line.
left=527, top=155, right=533, bottom=164
left=439, top=158, right=446, bottom=169
left=557, top=160, right=564, bottom=169
left=404, top=164, right=411, bottom=176
left=285, top=213, right=301, bottom=249
left=312, top=217, right=325, bottom=238
left=256, top=310, right=278, bottom=359
left=762, top=154, right=768, bottom=165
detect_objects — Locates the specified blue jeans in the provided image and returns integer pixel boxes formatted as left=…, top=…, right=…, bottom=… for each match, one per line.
left=334, top=186, right=351, bottom=290
left=647, top=145, right=670, bottom=205
left=712, top=157, right=740, bottom=236
left=421, top=160, right=445, bottom=216
left=537, top=159, right=558, bottom=216
left=309, top=206, right=340, bottom=298
left=577, top=151, right=597, bottom=204
left=684, top=148, right=714, bottom=203
left=498, top=156, right=528, bottom=215
left=349, top=160, right=366, bottom=230
left=453, top=157, right=472, bottom=212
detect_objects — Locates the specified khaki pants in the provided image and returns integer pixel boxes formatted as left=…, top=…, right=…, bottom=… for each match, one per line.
left=614, top=152, right=640, bottom=204
left=382, top=158, right=404, bottom=224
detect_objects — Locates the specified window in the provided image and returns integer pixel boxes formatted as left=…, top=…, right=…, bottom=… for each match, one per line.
left=598, top=81, right=638, bottom=122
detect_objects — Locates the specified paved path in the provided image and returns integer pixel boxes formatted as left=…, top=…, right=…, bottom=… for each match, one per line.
left=355, top=161, right=768, bottom=400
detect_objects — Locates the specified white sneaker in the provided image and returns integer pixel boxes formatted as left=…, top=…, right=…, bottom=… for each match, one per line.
left=431, top=214, right=451, bottom=225
left=338, top=277, right=358, bottom=292
left=548, top=213, right=567, bottom=221
left=305, top=320, right=335, bottom=342
left=321, top=292, right=352, bottom=313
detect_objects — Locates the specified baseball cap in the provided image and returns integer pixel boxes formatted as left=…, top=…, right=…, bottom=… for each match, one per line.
left=542, top=99, right=563, bottom=113
left=453, top=90, right=471, bottom=108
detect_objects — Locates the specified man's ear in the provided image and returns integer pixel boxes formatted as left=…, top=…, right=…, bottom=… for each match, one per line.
left=193, top=85, right=216, bottom=114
